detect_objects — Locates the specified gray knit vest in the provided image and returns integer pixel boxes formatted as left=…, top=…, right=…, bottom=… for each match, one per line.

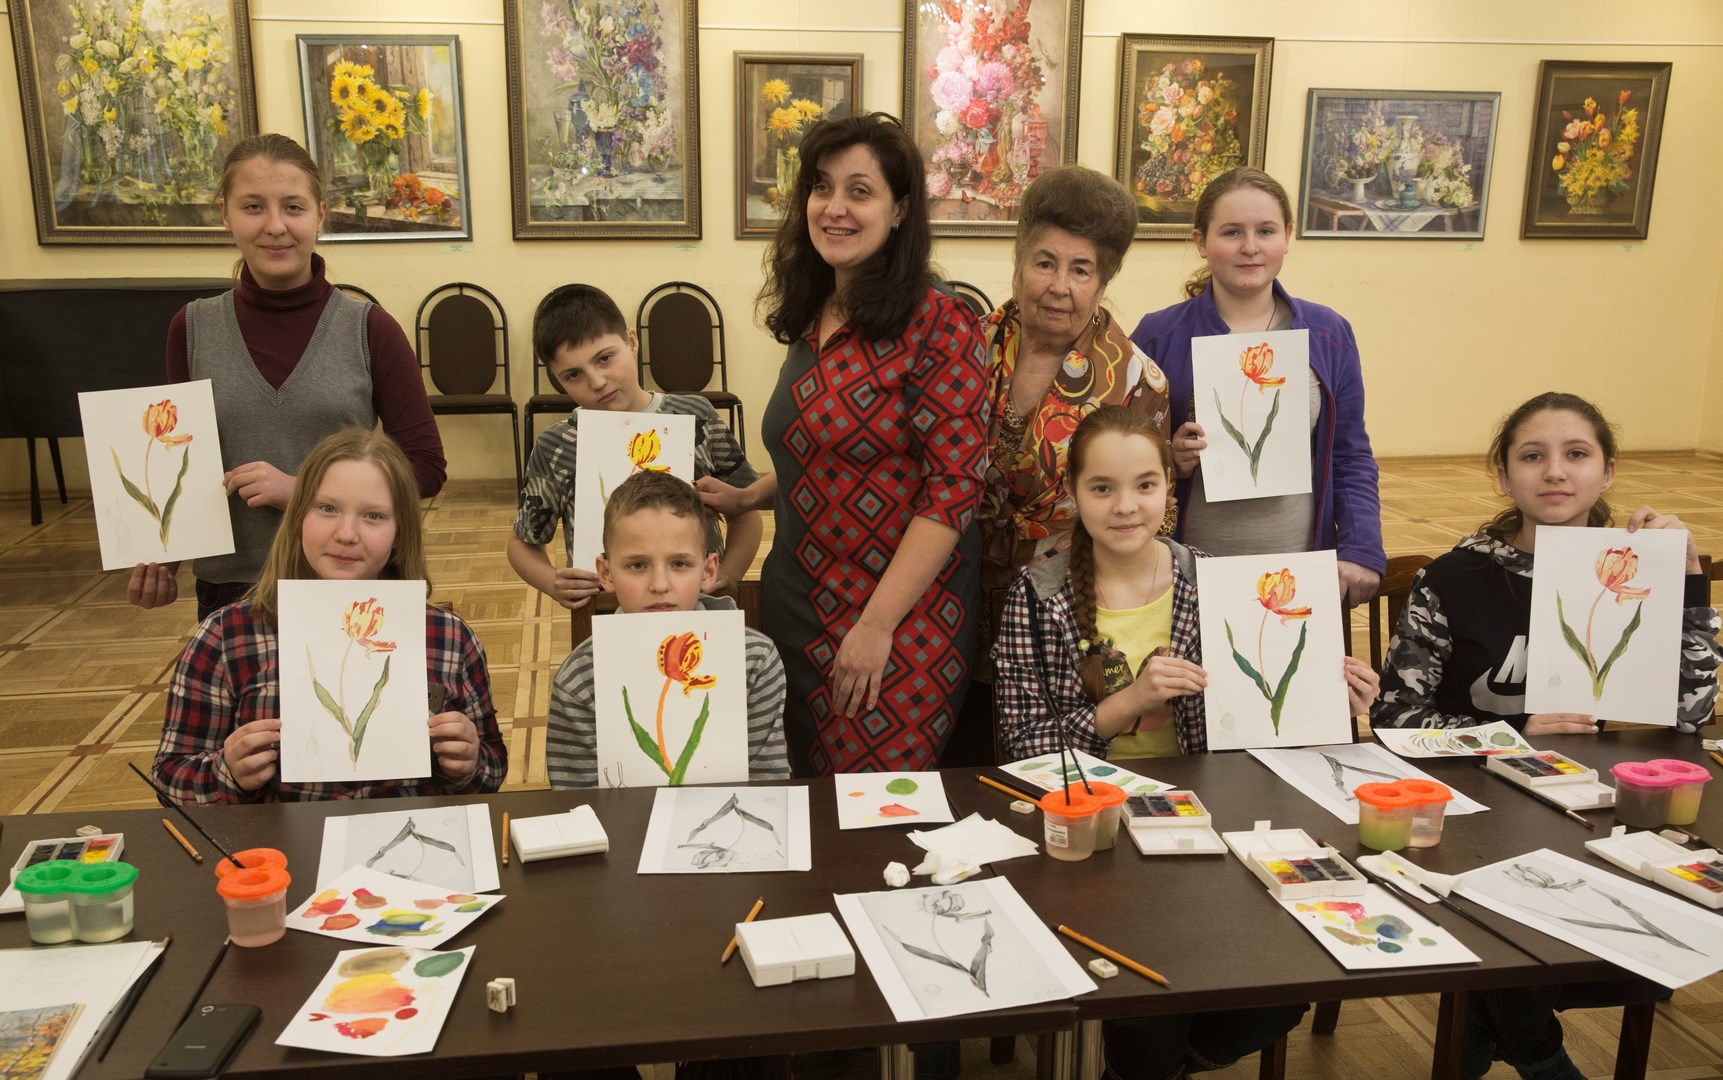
left=187, top=289, right=375, bottom=584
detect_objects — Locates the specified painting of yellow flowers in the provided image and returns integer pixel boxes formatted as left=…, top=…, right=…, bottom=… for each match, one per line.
left=7, top=0, right=258, bottom=244
left=296, top=36, right=472, bottom=242
left=1526, top=526, right=1687, bottom=726
left=1522, top=61, right=1670, bottom=240
left=594, top=610, right=751, bottom=789
left=279, top=579, right=431, bottom=783
left=734, top=53, right=862, bottom=238
left=1190, top=328, right=1312, bottom=503
left=571, top=410, right=696, bottom=572
left=77, top=380, right=234, bottom=570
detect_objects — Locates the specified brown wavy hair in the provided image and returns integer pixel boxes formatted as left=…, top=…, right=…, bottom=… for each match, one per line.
left=1064, top=406, right=1176, bottom=702
left=1183, top=167, right=1294, bottom=299
left=1481, top=392, right=1617, bottom=543
left=758, top=113, right=932, bottom=343
left=1013, top=165, right=1138, bottom=288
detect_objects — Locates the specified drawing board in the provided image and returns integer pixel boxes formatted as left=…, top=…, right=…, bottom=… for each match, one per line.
left=290, top=866, right=502, bottom=949
left=835, top=771, right=954, bottom=829
left=1197, top=550, right=1351, bottom=749
left=1374, top=722, right=1536, bottom=758
left=1524, top=526, right=1688, bottom=725
left=998, top=750, right=1171, bottom=795
left=1280, top=884, right=1479, bottom=970
left=276, top=945, right=475, bottom=1056
left=592, top=609, right=750, bottom=787
left=279, top=579, right=431, bottom=783
left=638, top=786, right=812, bottom=874
left=571, top=409, right=697, bottom=571
left=1190, top=328, right=1311, bottom=501
left=77, top=381, right=235, bottom=571
left=318, top=804, right=498, bottom=893
left=835, top=878, right=1095, bottom=1022
left=1248, top=743, right=1489, bottom=824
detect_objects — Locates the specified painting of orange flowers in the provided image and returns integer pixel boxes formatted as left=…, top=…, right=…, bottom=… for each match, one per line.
left=1521, top=61, right=1670, bottom=240
left=571, top=410, right=696, bottom=572
left=1190, top=328, right=1312, bottom=503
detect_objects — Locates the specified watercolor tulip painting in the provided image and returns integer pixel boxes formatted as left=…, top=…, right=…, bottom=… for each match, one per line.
left=1224, top=568, right=1312, bottom=734
left=1555, top=547, right=1651, bottom=699
left=572, top=411, right=697, bottom=571
left=309, top=599, right=399, bottom=767
left=1213, top=343, right=1284, bottom=483
left=1189, top=329, right=1311, bottom=503
left=114, top=399, right=195, bottom=550
left=623, top=631, right=718, bottom=785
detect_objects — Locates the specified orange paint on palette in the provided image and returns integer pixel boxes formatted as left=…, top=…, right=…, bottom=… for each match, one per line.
left=878, top=803, right=920, bottom=817
left=848, top=791, right=864, bottom=797
left=414, top=899, right=445, bottom=910
left=325, top=972, right=416, bottom=1014
left=352, top=888, right=388, bottom=909
left=321, top=914, right=361, bottom=931
left=335, top=1018, right=389, bottom=1039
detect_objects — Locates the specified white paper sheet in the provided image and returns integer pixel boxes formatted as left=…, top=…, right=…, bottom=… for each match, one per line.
left=1524, top=526, right=1688, bottom=725
left=1280, top=884, right=1479, bottom=970
left=278, top=579, right=432, bottom=783
left=835, top=771, right=954, bottom=829
left=835, top=878, right=1095, bottom=1021
left=1248, top=743, right=1489, bottom=824
left=1459, top=848, right=1723, bottom=989
left=637, top=786, right=811, bottom=873
left=275, top=945, right=475, bottom=1056
left=592, top=609, right=750, bottom=788
left=1374, top=722, right=1536, bottom=758
left=907, top=813, right=1040, bottom=866
left=317, top=804, right=497, bottom=893
left=1197, top=551, right=1352, bottom=749
left=1190, top=329, right=1312, bottom=502
left=571, top=409, right=697, bottom=571
left=0, top=939, right=163, bottom=1080
left=77, top=380, right=236, bottom=571
left=290, top=865, right=502, bottom=949
left=998, top=750, right=1171, bottom=795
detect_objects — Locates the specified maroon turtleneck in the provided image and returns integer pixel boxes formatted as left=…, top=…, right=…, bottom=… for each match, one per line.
left=166, top=254, right=446, bottom=497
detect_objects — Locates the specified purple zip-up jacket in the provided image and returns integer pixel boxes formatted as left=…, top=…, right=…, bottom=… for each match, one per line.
left=1130, top=281, right=1386, bottom=575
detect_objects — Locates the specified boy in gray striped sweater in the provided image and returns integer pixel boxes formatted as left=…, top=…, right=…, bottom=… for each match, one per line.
left=546, top=471, right=790, bottom=788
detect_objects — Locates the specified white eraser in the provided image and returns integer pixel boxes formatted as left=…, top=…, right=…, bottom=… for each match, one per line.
left=495, top=977, right=516, bottom=1006
left=486, top=981, right=509, bottom=1013
left=1088, top=958, right=1119, bottom=979
left=1010, top=800, right=1035, bottom=815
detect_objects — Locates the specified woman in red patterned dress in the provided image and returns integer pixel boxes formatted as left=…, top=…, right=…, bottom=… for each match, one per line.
left=698, top=114, right=988, bottom=775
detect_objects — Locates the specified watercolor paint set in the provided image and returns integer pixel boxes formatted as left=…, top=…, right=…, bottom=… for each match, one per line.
left=1483, top=752, right=1614, bottom=810
left=1123, top=790, right=1225, bottom=856
left=735, top=913, right=856, bottom=988
left=0, top=833, right=126, bottom=914
left=1221, top=822, right=1366, bottom=900
left=1586, top=826, right=1723, bottom=910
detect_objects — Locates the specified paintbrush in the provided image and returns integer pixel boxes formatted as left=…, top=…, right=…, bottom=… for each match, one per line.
left=1363, top=865, right=1547, bottom=965
left=1478, top=761, right=1596, bottom=829
left=127, top=762, right=245, bottom=869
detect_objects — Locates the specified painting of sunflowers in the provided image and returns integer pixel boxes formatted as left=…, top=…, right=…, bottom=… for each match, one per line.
left=296, top=35, right=472, bottom=242
left=733, top=53, right=862, bottom=238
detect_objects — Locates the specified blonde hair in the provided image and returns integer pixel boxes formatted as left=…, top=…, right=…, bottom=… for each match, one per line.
left=247, top=429, right=427, bottom=624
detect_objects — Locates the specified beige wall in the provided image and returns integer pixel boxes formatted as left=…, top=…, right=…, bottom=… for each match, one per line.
left=4, top=0, right=1722, bottom=496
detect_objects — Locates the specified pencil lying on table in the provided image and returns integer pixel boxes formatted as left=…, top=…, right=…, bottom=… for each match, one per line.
left=501, top=813, right=511, bottom=867
left=721, top=898, right=765, bottom=965
left=161, top=818, right=202, bottom=863
left=977, top=775, right=1033, bottom=801
left=1057, top=925, right=1169, bottom=987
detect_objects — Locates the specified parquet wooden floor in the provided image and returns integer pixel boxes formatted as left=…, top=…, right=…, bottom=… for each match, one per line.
left=2, top=453, right=1722, bottom=1078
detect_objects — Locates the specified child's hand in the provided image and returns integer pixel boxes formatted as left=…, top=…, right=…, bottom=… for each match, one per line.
left=127, top=562, right=181, bottom=609
left=1625, top=505, right=1702, bottom=574
left=222, top=717, right=280, bottom=792
left=224, top=461, right=294, bottom=509
left=428, top=711, right=479, bottom=783
left=1525, top=713, right=1599, bottom=736
left=1343, top=656, right=1379, bottom=716
left=552, top=566, right=603, bottom=610
left=1122, top=654, right=1207, bottom=711
left=1171, top=422, right=1207, bottom=478
left=1338, top=560, right=1381, bottom=608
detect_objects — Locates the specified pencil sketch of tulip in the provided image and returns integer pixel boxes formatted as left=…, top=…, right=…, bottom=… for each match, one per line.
left=1213, top=342, right=1284, bottom=482
left=882, top=889, right=995, bottom=995
left=114, top=399, right=195, bottom=550
left=623, top=631, right=717, bottom=784
left=1556, top=547, right=1651, bottom=699
left=678, top=793, right=780, bottom=868
left=1224, top=569, right=1312, bottom=734
left=1506, top=862, right=1697, bottom=953
left=308, top=598, right=398, bottom=766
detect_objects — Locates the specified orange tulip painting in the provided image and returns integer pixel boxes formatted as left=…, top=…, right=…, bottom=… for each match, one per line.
left=113, top=398, right=195, bottom=549
left=1213, top=343, right=1284, bottom=483
left=1556, top=546, right=1651, bottom=699
left=309, top=599, right=398, bottom=766
left=622, top=631, right=718, bottom=784
left=1223, top=568, right=1312, bottom=734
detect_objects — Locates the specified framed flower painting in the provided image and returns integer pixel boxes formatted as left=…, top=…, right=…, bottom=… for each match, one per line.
left=297, top=36, right=473, bottom=243
left=1297, top=89, right=1499, bottom=240
left=1520, top=60, right=1671, bottom=240
left=1114, top=35, right=1272, bottom=239
left=902, top=0, right=1084, bottom=237
left=7, top=0, right=258, bottom=244
left=734, top=53, right=862, bottom=239
left=503, top=0, right=700, bottom=239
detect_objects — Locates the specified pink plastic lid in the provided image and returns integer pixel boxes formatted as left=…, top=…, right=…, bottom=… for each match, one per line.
left=1610, top=762, right=1677, bottom=789
left=1647, top=759, right=1711, bottom=784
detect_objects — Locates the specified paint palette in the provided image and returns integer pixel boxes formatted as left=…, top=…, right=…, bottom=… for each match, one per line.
left=0, top=833, right=126, bottom=914
left=1587, top=826, right=1723, bottom=910
left=1483, top=752, right=1614, bottom=810
left=1222, top=823, right=1366, bottom=900
left=1123, top=790, right=1225, bottom=856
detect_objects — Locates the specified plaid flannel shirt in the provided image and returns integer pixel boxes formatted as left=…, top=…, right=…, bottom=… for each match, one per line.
left=993, top=544, right=1207, bottom=759
left=154, top=601, right=508, bottom=804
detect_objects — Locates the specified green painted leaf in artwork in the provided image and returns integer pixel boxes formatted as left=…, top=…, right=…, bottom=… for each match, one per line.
left=413, top=952, right=467, bottom=978
left=1213, top=391, right=1254, bottom=461
left=1593, top=600, right=1646, bottom=697
left=350, top=654, right=393, bottom=763
left=668, top=692, right=713, bottom=786
left=885, top=777, right=920, bottom=795
left=1554, top=593, right=1597, bottom=678
left=622, top=686, right=668, bottom=775
left=1223, top=620, right=1273, bottom=699
left=307, top=650, right=353, bottom=736
left=1267, top=622, right=1310, bottom=734
left=112, top=448, right=161, bottom=520
left=157, top=446, right=192, bottom=548
left=1246, top=388, right=1283, bottom=482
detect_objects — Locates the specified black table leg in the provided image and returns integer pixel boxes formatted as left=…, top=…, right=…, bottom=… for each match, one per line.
left=1613, top=1000, right=1655, bottom=1080
left=25, top=438, right=42, bottom=526
left=1430, top=991, right=1463, bottom=1080
left=48, top=437, right=67, bottom=504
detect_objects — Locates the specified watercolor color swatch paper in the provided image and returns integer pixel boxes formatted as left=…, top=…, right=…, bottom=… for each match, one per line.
left=1280, top=884, right=1479, bottom=970
left=1249, top=743, right=1488, bottom=824
left=78, top=380, right=235, bottom=571
left=835, top=771, right=954, bottom=829
left=571, top=410, right=696, bottom=571
left=998, top=751, right=1170, bottom=795
left=290, top=865, right=502, bottom=949
left=278, top=579, right=431, bottom=783
left=275, top=945, right=475, bottom=1057
left=1374, top=722, right=1536, bottom=758
left=1190, top=329, right=1312, bottom=502
left=638, top=786, right=812, bottom=873
left=317, top=804, right=498, bottom=893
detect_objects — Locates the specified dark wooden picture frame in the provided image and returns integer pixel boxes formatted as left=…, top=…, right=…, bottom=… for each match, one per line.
left=1521, top=60, right=1671, bottom=240
left=733, top=52, right=862, bottom=239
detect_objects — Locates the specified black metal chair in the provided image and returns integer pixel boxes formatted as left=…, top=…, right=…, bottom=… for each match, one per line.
left=413, top=282, right=521, bottom=497
left=333, top=282, right=381, bottom=306
left=523, top=330, right=577, bottom=469
left=946, top=279, right=994, bottom=320
left=635, top=281, right=745, bottom=454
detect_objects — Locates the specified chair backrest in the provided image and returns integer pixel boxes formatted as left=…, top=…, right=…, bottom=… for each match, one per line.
left=334, top=282, right=381, bottom=306
left=947, top=279, right=993, bottom=319
left=416, top=283, right=509, bottom=396
left=1365, top=554, right=1434, bottom=670
left=637, top=282, right=725, bottom=394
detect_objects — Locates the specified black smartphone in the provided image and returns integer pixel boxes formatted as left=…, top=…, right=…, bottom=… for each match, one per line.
left=144, top=1004, right=260, bottom=1079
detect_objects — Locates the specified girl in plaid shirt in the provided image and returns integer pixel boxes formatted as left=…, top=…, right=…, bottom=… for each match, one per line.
left=153, top=429, right=507, bottom=803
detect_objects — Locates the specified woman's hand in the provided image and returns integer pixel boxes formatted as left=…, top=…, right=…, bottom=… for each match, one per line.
left=1626, top=505, right=1702, bottom=574
left=1171, top=422, right=1207, bottom=479
left=831, top=618, right=893, bottom=718
left=1343, top=656, right=1380, bottom=716
left=1524, top=713, right=1599, bottom=736
left=429, top=712, right=479, bottom=783
left=224, top=461, right=294, bottom=509
left=222, top=717, right=280, bottom=792
left=1338, top=560, right=1381, bottom=608
left=127, top=562, right=181, bottom=609
left=696, top=475, right=765, bottom=517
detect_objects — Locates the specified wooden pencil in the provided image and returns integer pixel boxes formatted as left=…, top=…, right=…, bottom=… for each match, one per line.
left=501, top=812, right=510, bottom=867
left=721, top=898, right=765, bottom=965
left=1709, top=750, right=1723, bottom=770
left=978, top=775, right=1034, bottom=802
left=1056, top=924, right=1169, bottom=986
left=161, top=818, right=202, bottom=863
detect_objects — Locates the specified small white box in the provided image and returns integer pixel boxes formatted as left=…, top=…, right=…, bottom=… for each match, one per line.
left=1127, top=826, right=1226, bottom=856
left=735, top=913, right=855, bottom=988
left=1484, top=754, right=1613, bottom=809
left=1586, top=827, right=1723, bottom=910
left=1221, top=822, right=1366, bottom=900
left=510, top=805, right=609, bottom=862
